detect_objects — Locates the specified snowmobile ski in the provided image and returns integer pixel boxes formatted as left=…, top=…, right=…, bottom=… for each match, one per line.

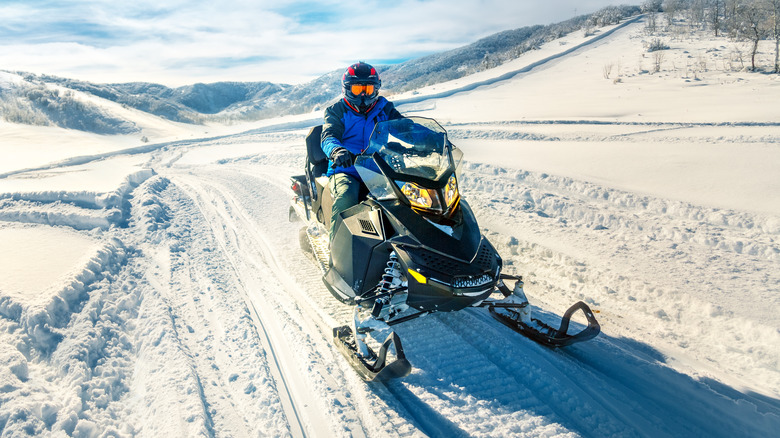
left=333, top=326, right=411, bottom=382
left=486, top=275, right=600, bottom=347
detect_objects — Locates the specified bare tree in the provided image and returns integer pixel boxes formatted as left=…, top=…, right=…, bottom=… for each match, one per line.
left=664, top=0, right=685, bottom=27
left=767, top=0, right=780, bottom=72
left=653, top=51, right=666, bottom=72
left=709, top=0, right=724, bottom=36
left=689, top=0, right=709, bottom=29
left=725, top=0, right=740, bottom=37
left=642, top=0, right=663, bottom=32
left=736, top=1, right=767, bottom=71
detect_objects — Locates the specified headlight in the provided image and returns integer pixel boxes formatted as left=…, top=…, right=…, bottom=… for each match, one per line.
left=400, top=182, right=439, bottom=210
left=399, top=174, right=460, bottom=215
left=443, top=174, right=459, bottom=209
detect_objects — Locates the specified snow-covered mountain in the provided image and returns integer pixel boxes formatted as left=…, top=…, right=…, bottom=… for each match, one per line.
left=0, top=6, right=639, bottom=132
left=1, top=10, right=779, bottom=438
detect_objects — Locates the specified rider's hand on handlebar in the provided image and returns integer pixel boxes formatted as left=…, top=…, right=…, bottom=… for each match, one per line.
left=330, top=147, right=355, bottom=168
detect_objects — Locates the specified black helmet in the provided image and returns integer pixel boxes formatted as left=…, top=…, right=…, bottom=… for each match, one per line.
left=342, top=62, right=381, bottom=113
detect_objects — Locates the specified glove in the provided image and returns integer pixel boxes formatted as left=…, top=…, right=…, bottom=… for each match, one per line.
left=396, top=117, right=414, bottom=129
left=330, top=147, right=355, bottom=168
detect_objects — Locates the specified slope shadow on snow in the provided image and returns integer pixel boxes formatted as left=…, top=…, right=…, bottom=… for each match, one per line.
left=392, top=311, right=780, bottom=437
left=564, top=332, right=780, bottom=437
left=696, top=377, right=780, bottom=416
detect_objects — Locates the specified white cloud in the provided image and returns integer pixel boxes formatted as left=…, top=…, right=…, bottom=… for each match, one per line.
left=0, top=0, right=637, bottom=86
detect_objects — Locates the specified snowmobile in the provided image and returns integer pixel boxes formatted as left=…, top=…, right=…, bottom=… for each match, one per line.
left=289, top=117, right=599, bottom=381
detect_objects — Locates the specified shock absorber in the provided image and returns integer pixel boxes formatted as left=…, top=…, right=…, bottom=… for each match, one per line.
left=372, top=252, right=403, bottom=318
left=380, top=252, right=403, bottom=293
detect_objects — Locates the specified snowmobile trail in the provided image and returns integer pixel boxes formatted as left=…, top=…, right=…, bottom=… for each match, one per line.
left=167, top=171, right=346, bottom=438
left=168, top=164, right=531, bottom=437
left=160, top=165, right=546, bottom=437
left=163, top=144, right=778, bottom=436
left=449, top=308, right=765, bottom=438
left=164, top=166, right=442, bottom=437
left=129, top=176, right=295, bottom=436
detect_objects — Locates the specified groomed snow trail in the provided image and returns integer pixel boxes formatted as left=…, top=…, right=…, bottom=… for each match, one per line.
left=140, top=129, right=778, bottom=436
left=155, top=163, right=422, bottom=437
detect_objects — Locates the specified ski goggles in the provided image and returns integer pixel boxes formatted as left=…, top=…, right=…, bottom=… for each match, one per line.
left=350, top=84, right=375, bottom=95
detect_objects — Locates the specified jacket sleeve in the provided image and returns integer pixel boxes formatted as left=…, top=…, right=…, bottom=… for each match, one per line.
left=321, top=103, right=345, bottom=159
left=383, top=101, right=404, bottom=120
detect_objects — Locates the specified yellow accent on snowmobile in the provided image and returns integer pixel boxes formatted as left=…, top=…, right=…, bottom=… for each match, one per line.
left=407, top=268, right=427, bottom=284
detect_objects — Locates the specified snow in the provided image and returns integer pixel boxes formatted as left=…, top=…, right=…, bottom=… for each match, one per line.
left=0, top=155, right=154, bottom=231
left=0, top=155, right=150, bottom=194
left=452, top=135, right=780, bottom=216
left=0, top=226, right=100, bottom=301
left=1, top=14, right=779, bottom=437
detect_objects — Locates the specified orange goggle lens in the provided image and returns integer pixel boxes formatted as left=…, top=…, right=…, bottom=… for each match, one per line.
left=350, top=84, right=375, bottom=95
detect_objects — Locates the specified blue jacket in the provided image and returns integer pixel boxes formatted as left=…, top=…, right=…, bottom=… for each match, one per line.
left=321, top=97, right=403, bottom=179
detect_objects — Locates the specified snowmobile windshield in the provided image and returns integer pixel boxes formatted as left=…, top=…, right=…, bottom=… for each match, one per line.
left=355, top=117, right=463, bottom=201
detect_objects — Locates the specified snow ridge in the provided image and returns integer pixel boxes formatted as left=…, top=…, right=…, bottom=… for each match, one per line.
left=462, top=162, right=780, bottom=258
left=0, top=168, right=154, bottom=230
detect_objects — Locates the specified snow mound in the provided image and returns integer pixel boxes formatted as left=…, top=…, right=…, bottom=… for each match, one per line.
left=0, top=225, right=127, bottom=351
left=0, top=236, right=137, bottom=436
left=131, top=176, right=171, bottom=236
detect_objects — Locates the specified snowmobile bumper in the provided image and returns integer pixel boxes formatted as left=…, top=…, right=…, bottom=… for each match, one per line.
left=394, top=244, right=500, bottom=312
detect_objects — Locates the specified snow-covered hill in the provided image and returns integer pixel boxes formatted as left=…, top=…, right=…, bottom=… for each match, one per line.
left=1, top=14, right=779, bottom=437
left=0, top=6, right=640, bottom=134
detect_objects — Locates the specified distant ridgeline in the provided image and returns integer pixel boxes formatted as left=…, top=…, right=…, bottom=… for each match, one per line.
left=0, top=5, right=639, bottom=132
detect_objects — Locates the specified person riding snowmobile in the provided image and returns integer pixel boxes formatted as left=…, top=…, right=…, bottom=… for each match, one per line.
left=321, top=62, right=403, bottom=240
left=289, top=98, right=601, bottom=381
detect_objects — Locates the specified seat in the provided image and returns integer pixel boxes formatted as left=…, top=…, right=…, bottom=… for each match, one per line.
left=306, top=125, right=327, bottom=180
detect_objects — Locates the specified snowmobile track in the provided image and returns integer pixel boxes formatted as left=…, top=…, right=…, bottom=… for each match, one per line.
left=169, top=173, right=315, bottom=437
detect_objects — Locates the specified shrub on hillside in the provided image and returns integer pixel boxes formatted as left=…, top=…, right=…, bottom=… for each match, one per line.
left=647, top=38, right=670, bottom=52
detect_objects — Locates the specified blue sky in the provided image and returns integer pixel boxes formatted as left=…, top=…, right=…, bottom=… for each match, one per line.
left=0, top=0, right=638, bottom=86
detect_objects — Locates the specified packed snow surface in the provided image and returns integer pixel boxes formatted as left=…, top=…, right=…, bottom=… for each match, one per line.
left=0, top=226, right=100, bottom=299
left=1, top=16, right=778, bottom=437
